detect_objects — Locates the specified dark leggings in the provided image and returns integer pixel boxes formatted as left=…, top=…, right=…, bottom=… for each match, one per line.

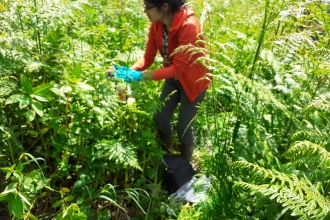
left=154, top=78, right=206, bottom=145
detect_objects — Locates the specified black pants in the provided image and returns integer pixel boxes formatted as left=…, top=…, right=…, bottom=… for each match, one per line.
left=154, top=78, right=206, bottom=145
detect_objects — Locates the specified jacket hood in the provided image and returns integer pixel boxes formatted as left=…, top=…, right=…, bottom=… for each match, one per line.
left=171, top=7, right=195, bottom=31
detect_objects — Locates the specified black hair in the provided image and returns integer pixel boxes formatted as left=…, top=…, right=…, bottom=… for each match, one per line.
left=145, top=0, right=186, bottom=13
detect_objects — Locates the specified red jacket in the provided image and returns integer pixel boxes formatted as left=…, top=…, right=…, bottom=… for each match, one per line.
left=131, top=7, right=210, bottom=102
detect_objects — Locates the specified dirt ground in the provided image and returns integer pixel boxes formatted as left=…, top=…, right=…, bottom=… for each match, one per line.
left=0, top=202, right=10, bottom=220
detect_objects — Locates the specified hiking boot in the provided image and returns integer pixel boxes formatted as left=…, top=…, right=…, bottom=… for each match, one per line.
left=159, top=130, right=173, bottom=153
left=180, top=143, right=194, bottom=161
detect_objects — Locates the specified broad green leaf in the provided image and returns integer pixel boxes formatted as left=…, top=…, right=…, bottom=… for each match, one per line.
left=77, top=82, right=95, bottom=91
left=8, top=195, right=24, bottom=219
left=19, top=95, right=30, bottom=109
left=37, top=192, right=47, bottom=199
left=73, top=64, right=82, bottom=78
left=34, top=95, right=51, bottom=102
left=1, top=184, right=17, bottom=193
left=13, top=172, right=23, bottom=184
left=52, top=200, right=62, bottom=208
left=62, top=86, right=72, bottom=93
left=61, top=187, right=70, bottom=193
left=39, top=127, right=49, bottom=135
left=27, top=130, right=39, bottom=136
left=0, top=193, right=9, bottom=202
left=33, top=83, right=53, bottom=95
left=25, top=110, right=36, bottom=122
left=31, top=101, right=43, bottom=117
left=70, top=203, right=80, bottom=212
left=5, top=94, right=25, bottom=105
left=51, top=88, right=65, bottom=97
left=5, top=171, right=11, bottom=179
left=67, top=77, right=82, bottom=83
left=64, top=195, right=74, bottom=202
left=0, top=192, right=14, bottom=202
left=73, top=213, right=88, bottom=220
left=74, top=180, right=84, bottom=188
left=20, top=75, right=33, bottom=94
left=141, top=130, right=155, bottom=138
left=18, top=192, right=31, bottom=206
left=1, top=166, right=15, bottom=180
left=16, top=162, right=23, bottom=172
left=57, top=126, right=67, bottom=134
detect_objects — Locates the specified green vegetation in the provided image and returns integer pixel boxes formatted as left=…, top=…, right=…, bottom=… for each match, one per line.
left=0, top=0, right=329, bottom=219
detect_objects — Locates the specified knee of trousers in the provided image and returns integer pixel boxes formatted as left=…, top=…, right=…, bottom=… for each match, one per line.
left=154, top=113, right=172, bottom=133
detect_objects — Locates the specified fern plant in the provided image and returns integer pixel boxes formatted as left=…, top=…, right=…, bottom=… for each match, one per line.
left=291, top=92, right=330, bottom=150
left=93, top=140, right=142, bottom=171
left=186, top=0, right=330, bottom=219
left=233, top=140, right=330, bottom=219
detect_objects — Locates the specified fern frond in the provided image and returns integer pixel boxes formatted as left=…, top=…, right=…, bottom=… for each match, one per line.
left=291, top=129, right=329, bottom=146
left=233, top=160, right=330, bottom=219
left=113, top=49, right=145, bottom=64
left=260, top=49, right=282, bottom=73
left=208, top=50, right=233, bottom=66
left=216, top=85, right=237, bottom=100
left=170, top=43, right=209, bottom=65
left=234, top=183, right=308, bottom=218
left=283, top=141, right=330, bottom=169
left=274, top=85, right=290, bottom=94
left=304, top=92, right=330, bottom=115
left=234, top=180, right=330, bottom=219
left=196, top=57, right=235, bottom=78
left=237, top=75, right=289, bottom=117
left=232, top=161, right=279, bottom=184
left=94, top=140, right=142, bottom=171
left=272, top=32, right=315, bottom=65
left=284, top=32, right=316, bottom=49
left=312, top=47, right=330, bottom=62
left=297, top=91, right=312, bottom=105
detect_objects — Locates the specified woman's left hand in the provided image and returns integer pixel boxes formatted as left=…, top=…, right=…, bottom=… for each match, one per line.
left=142, top=70, right=154, bottom=80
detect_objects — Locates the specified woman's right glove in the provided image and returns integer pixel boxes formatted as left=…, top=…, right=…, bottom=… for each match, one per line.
left=113, top=64, right=142, bottom=82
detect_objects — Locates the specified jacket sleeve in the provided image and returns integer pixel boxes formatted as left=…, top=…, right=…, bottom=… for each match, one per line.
left=131, top=24, right=158, bottom=71
left=153, top=22, right=201, bottom=80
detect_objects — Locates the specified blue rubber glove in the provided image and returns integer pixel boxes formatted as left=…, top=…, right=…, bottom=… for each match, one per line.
left=113, top=64, right=142, bottom=82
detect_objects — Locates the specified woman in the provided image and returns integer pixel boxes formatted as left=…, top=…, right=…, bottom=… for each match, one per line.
left=111, top=0, right=210, bottom=161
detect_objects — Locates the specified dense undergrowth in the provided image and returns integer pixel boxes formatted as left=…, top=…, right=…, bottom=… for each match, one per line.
left=0, top=0, right=330, bottom=219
